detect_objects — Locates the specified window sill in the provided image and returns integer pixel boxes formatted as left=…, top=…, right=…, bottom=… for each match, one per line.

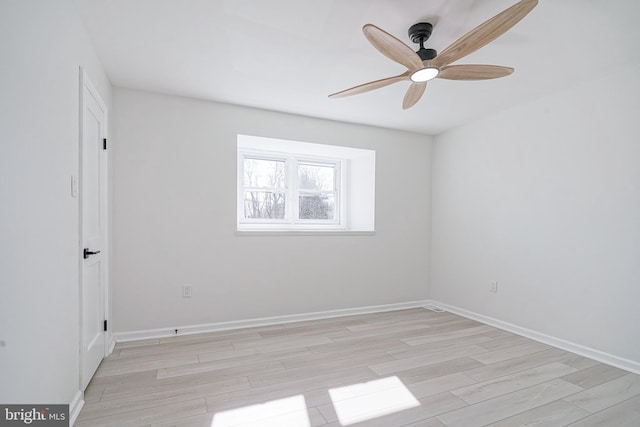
left=235, top=230, right=376, bottom=237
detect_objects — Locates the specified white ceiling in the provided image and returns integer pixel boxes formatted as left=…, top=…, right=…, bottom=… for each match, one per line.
left=75, top=0, right=640, bottom=135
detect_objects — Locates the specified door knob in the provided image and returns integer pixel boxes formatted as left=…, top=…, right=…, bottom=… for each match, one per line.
left=83, top=248, right=101, bottom=259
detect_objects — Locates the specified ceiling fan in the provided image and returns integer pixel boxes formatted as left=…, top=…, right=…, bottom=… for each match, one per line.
left=329, top=0, right=538, bottom=109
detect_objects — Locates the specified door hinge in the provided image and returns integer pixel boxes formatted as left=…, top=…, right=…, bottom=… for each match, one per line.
left=103, top=320, right=108, bottom=332
left=103, top=138, right=107, bottom=150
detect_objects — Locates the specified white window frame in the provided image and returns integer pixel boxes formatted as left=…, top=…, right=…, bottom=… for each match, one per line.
left=238, top=152, right=289, bottom=225
left=238, top=148, right=347, bottom=230
left=293, top=157, right=341, bottom=226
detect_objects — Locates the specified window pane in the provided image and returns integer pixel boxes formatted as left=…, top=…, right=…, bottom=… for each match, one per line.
left=299, top=194, right=335, bottom=220
left=298, top=163, right=334, bottom=191
left=244, top=191, right=286, bottom=219
left=244, top=158, right=286, bottom=188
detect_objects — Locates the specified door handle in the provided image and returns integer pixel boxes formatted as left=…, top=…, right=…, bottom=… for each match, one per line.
left=83, top=248, right=101, bottom=259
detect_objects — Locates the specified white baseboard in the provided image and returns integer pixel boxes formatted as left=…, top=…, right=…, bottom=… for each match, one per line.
left=106, top=332, right=116, bottom=356
left=113, top=300, right=431, bottom=342
left=432, top=300, right=640, bottom=375
left=69, top=389, right=84, bottom=427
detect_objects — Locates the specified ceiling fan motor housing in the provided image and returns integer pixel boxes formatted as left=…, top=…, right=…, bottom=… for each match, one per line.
left=408, top=22, right=432, bottom=43
left=409, top=22, right=437, bottom=60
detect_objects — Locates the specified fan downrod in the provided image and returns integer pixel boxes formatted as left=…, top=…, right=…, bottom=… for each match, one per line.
left=408, top=22, right=437, bottom=61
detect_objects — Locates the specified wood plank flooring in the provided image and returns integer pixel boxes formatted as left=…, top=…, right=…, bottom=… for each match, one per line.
left=76, top=309, right=640, bottom=427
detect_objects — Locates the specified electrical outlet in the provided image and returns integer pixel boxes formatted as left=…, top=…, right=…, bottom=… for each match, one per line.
left=490, top=281, right=498, bottom=293
left=182, top=285, right=192, bottom=298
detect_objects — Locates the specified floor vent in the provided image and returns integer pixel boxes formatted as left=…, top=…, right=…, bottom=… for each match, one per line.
left=423, top=305, right=446, bottom=313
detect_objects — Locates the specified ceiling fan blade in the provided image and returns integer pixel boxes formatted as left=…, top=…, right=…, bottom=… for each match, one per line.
left=438, top=64, right=514, bottom=80
left=363, top=24, right=423, bottom=71
left=434, top=0, right=538, bottom=67
left=329, top=72, right=410, bottom=98
left=402, top=82, right=427, bottom=110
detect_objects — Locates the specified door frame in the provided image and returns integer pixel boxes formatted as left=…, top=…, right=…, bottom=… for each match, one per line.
left=78, top=67, right=111, bottom=391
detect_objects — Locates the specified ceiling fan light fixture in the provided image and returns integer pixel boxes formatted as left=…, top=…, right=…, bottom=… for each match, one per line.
left=410, top=67, right=439, bottom=82
left=330, top=0, right=539, bottom=107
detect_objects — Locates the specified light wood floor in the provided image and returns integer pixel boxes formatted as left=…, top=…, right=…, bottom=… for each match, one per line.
left=76, top=309, right=640, bottom=427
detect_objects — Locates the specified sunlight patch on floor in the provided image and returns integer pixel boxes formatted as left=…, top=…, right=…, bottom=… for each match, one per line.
left=329, top=376, right=420, bottom=425
left=210, top=395, right=311, bottom=427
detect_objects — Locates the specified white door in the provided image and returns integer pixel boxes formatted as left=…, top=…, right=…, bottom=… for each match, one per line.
left=80, top=69, right=108, bottom=390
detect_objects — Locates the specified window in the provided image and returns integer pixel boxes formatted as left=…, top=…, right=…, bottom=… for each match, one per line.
left=242, top=156, right=288, bottom=220
left=241, top=153, right=341, bottom=224
left=297, top=161, right=337, bottom=220
left=239, top=151, right=343, bottom=228
left=237, top=135, right=375, bottom=233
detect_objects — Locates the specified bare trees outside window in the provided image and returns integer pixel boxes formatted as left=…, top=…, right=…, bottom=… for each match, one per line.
left=240, top=153, right=340, bottom=224
left=298, top=163, right=336, bottom=220
left=243, top=158, right=286, bottom=219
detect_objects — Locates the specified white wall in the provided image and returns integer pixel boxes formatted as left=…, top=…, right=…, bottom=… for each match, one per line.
left=112, top=88, right=432, bottom=333
left=0, top=0, right=112, bottom=405
left=431, top=63, right=640, bottom=365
